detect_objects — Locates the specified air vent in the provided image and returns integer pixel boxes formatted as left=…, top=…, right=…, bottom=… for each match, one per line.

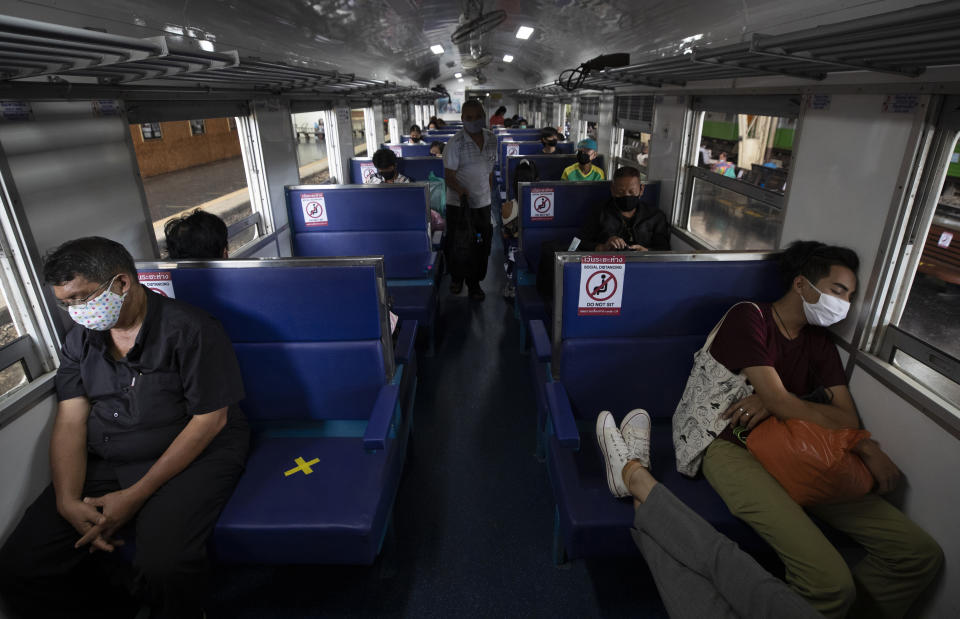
left=580, top=97, right=599, bottom=116
left=382, top=99, right=396, bottom=118
left=616, top=95, right=654, bottom=123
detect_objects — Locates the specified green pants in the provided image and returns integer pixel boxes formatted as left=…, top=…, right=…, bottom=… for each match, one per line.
left=702, top=440, right=943, bottom=619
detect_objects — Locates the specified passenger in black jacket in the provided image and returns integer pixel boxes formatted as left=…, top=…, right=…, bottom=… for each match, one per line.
left=577, top=166, right=670, bottom=251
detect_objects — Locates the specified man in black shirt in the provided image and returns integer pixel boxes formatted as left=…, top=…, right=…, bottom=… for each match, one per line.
left=577, top=166, right=670, bottom=251
left=0, top=237, right=249, bottom=619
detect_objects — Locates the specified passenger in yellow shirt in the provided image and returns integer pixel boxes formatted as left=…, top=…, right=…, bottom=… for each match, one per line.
left=561, top=138, right=605, bottom=181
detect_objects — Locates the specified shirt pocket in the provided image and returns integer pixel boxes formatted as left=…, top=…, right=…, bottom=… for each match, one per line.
left=131, top=370, right=189, bottom=429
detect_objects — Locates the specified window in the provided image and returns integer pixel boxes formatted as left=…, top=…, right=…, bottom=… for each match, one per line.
left=140, top=122, right=162, bottom=140
left=290, top=111, right=329, bottom=184
left=351, top=108, right=368, bottom=157
left=877, top=122, right=960, bottom=408
left=681, top=107, right=797, bottom=250
left=228, top=117, right=237, bottom=131
left=0, top=173, right=57, bottom=410
left=130, top=116, right=263, bottom=256
left=615, top=129, right=651, bottom=180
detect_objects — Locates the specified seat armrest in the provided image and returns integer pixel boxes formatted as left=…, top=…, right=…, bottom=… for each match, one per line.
left=529, top=320, right=551, bottom=362
left=395, top=319, right=418, bottom=364
left=545, top=381, right=580, bottom=449
left=363, top=383, right=400, bottom=451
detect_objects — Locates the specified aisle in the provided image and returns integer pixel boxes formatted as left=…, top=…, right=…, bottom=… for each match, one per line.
left=209, top=237, right=666, bottom=618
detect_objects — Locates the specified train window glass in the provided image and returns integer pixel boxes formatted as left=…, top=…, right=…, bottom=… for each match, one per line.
left=130, top=116, right=258, bottom=255
left=351, top=109, right=368, bottom=157
left=290, top=112, right=329, bottom=184
left=228, top=117, right=237, bottom=131
left=879, top=130, right=960, bottom=399
left=140, top=122, right=162, bottom=140
left=0, top=284, right=26, bottom=398
left=616, top=129, right=651, bottom=180
left=682, top=110, right=794, bottom=250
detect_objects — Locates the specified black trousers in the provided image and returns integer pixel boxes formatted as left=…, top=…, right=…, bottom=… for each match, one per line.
left=445, top=204, right=493, bottom=288
left=0, top=422, right=249, bottom=619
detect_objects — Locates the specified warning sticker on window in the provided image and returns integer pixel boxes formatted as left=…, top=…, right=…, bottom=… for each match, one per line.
left=530, top=187, right=554, bottom=221
left=300, top=192, right=328, bottom=227
left=138, top=271, right=176, bottom=298
left=578, top=255, right=625, bottom=316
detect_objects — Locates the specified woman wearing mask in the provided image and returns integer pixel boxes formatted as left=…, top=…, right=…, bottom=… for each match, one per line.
left=540, top=128, right=559, bottom=153
left=701, top=241, right=942, bottom=619
left=408, top=125, right=423, bottom=144
left=561, top=138, right=605, bottom=181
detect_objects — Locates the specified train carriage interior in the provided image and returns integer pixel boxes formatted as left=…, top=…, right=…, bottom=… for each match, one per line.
left=0, top=0, right=958, bottom=617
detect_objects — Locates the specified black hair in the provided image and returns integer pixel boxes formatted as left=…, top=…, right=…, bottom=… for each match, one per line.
left=462, top=99, right=485, bottom=114
left=372, top=148, right=398, bottom=169
left=494, top=106, right=507, bottom=116
left=540, top=127, right=558, bottom=140
left=429, top=141, right=444, bottom=154
left=503, top=118, right=514, bottom=128
left=613, top=166, right=642, bottom=180
left=164, top=209, right=228, bottom=259
left=513, top=159, right=540, bottom=197
left=779, top=241, right=859, bottom=290
left=409, top=124, right=421, bottom=133
left=43, top=236, right=136, bottom=286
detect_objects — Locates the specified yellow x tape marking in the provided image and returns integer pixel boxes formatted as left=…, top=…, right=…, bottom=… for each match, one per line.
left=284, top=456, right=320, bottom=477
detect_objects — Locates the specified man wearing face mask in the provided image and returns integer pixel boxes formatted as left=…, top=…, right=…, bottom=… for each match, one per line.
left=0, top=237, right=249, bottom=619
left=701, top=241, right=943, bottom=619
left=576, top=166, right=669, bottom=252
left=540, top=127, right=560, bottom=154
left=561, top=138, right=606, bottom=181
left=366, top=148, right=411, bottom=184
left=443, top=99, right=498, bottom=300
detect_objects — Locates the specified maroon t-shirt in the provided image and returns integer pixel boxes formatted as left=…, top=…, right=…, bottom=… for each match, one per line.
left=710, top=302, right=847, bottom=395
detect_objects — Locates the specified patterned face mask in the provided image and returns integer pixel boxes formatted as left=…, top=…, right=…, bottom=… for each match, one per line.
left=67, top=275, right=127, bottom=331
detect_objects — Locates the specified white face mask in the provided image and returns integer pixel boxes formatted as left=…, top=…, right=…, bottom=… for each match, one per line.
left=801, top=278, right=850, bottom=327
left=67, top=275, right=127, bottom=331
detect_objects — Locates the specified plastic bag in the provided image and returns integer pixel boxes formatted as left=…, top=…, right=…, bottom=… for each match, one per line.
left=746, top=418, right=873, bottom=506
left=427, top=171, right=446, bottom=215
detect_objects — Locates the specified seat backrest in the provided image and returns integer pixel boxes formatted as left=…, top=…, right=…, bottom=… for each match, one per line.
left=554, top=254, right=783, bottom=418
left=381, top=143, right=432, bottom=158
left=135, top=258, right=392, bottom=423
left=517, top=181, right=611, bottom=274
left=498, top=141, right=576, bottom=171
left=350, top=157, right=443, bottom=184
left=506, top=155, right=606, bottom=200
left=286, top=184, right=433, bottom=279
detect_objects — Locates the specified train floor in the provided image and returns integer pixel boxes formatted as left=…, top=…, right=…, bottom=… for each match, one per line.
left=206, top=234, right=669, bottom=618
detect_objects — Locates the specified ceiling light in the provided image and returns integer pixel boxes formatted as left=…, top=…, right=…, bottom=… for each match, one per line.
left=162, top=24, right=185, bottom=36
left=458, top=77, right=464, bottom=82
left=430, top=45, right=445, bottom=55
left=454, top=72, right=462, bottom=78
left=503, top=54, right=514, bottom=63
left=515, top=26, right=534, bottom=40
left=198, top=40, right=215, bottom=52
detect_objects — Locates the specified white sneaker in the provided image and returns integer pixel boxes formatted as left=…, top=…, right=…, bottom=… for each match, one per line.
left=596, top=411, right=630, bottom=498
left=620, top=409, right=651, bottom=469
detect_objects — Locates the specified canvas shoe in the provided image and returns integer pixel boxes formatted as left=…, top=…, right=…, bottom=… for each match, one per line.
left=596, top=411, right=631, bottom=498
left=619, top=408, right=651, bottom=469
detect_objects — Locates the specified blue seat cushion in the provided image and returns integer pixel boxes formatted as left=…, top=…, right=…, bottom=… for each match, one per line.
left=388, top=284, right=436, bottom=327
left=547, top=417, right=772, bottom=560
left=559, top=337, right=703, bottom=420
left=234, top=341, right=386, bottom=422
left=214, top=434, right=406, bottom=565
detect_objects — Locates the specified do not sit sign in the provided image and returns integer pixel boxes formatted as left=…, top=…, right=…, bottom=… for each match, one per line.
left=578, top=255, right=625, bottom=316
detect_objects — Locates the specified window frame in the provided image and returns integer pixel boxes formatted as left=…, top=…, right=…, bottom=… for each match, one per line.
left=0, top=148, right=62, bottom=427
left=139, top=122, right=162, bottom=140
left=675, top=98, right=801, bottom=250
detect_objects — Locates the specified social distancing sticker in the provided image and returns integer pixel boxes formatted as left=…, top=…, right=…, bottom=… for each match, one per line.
left=578, top=256, right=625, bottom=316
left=506, top=143, right=520, bottom=157
left=939, top=231, right=953, bottom=248
left=300, top=192, right=328, bottom=226
left=389, top=145, right=403, bottom=156
left=139, top=271, right=176, bottom=298
left=360, top=162, right=377, bottom=183
left=530, top=187, right=554, bottom=221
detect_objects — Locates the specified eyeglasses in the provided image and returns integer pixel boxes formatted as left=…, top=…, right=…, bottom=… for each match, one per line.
left=54, top=274, right=119, bottom=311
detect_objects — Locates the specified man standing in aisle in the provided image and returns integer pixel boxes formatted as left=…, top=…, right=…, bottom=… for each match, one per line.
left=443, top=99, right=498, bottom=301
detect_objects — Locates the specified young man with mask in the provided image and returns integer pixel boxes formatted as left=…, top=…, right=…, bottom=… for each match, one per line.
left=540, top=127, right=560, bottom=154
left=561, top=138, right=605, bottom=181
left=443, top=99, right=498, bottom=300
left=702, top=241, right=943, bottom=619
left=576, top=166, right=669, bottom=251
left=0, top=237, right=250, bottom=619
left=366, top=148, right=411, bottom=184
